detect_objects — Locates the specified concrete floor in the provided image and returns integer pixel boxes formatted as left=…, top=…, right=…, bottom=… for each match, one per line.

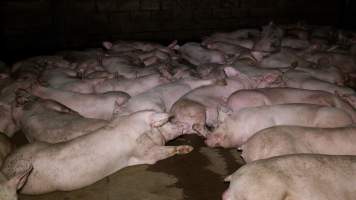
left=13, top=134, right=244, bottom=200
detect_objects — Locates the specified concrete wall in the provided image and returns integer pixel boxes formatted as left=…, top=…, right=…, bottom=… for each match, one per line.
left=0, top=0, right=345, bottom=62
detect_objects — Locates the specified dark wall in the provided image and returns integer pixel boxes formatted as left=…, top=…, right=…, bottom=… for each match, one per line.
left=0, top=0, right=347, bottom=63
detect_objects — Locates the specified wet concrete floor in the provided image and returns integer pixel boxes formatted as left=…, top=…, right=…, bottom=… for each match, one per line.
left=12, top=134, right=244, bottom=200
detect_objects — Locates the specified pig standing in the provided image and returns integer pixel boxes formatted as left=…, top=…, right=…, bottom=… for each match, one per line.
left=223, top=154, right=356, bottom=200
left=206, top=104, right=353, bottom=148
left=1, top=110, right=193, bottom=194
left=241, top=125, right=356, bottom=163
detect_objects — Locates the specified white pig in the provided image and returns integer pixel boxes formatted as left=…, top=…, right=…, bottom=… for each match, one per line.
left=241, top=125, right=356, bottom=163
left=223, top=154, right=356, bottom=200
left=1, top=110, right=193, bottom=194
left=206, top=104, right=353, bottom=148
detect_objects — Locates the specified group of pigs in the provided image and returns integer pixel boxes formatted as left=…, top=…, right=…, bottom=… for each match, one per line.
left=1, top=22, right=356, bottom=200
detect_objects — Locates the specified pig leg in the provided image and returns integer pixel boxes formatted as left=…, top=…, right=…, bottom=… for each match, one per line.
left=139, top=145, right=194, bottom=165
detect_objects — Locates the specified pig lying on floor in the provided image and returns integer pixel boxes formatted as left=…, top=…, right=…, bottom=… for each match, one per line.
left=241, top=125, right=356, bottom=163
left=12, top=93, right=108, bottom=143
left=205, top=104, right=353, bottom=148
left=227, top=87, right=356, bottom=121
left=1, top=110, right=193, bottom=194
left=29, top=84, right=130, bottom=120
left=223, top=154, right=356, bottom=200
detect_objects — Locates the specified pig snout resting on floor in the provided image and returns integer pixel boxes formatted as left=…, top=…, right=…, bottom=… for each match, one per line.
left=1, top=110, right=193, bottom=194
left=206, top=104, right=353, bottom=148
left=226, top=88, right=356, bottom=122
left=241, top=125, right=356, bottom=163
left=223, top=154, right=356, bottom=200
left=0, top=164, right=32, bottom=200
left=30, top=84, right=130, bottom=120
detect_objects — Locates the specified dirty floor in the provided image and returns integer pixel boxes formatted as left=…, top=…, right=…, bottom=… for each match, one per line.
left=12, top=134, right=244, bottom=200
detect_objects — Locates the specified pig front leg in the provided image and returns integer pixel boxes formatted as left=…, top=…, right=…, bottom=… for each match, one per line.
left=140, top=145, right=193, bottom=165
left=129, top=133, right=193, bottom=165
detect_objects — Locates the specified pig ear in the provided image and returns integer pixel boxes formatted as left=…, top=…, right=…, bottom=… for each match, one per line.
left=224, top=175, right=232, bottom=182
left=168, top=40, right=179, bottom=50
left=6, top=164, right=33, bottom=190
left=223, top=67, right=241, bottom=77
left=150, top=112, right=171, bottom=127
left=102, top=41, right=113, bottom=50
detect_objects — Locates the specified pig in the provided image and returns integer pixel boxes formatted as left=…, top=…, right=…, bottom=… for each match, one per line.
left=97, top=56, right=141, bottom=79
left=223, top=154, right=356, bottom=200
left=205, top=29, right=260, bottom=42
left=30, top=84, right=130, bottom=120
left=257, top=49, right=310, bottom=69
left=57, top=78, right=108, bottom=94
left=295, top=58, right=346, bottom=85
left=241, top=125, right=356, bottom=163
left=1, top=110, right=193, bottom=194
left=11, top=95, right=108, bottom=143
left=179, top=42, right=227, bottom=66
left=93, top=73, right=168, bottom=96
left=253, top=22, right=284, bottom=53
left=39, top=68, right=81, bottom=89
left=303, top=52, right=356, bottom=74
left=103, top=40, right=176, bottom=53
left=0, top=164, right=32, bottom=200
left=114, top=78, right=217, bottom=116
left=226, top=88, right=356, bottom=122
left=206, top=104, right=353, bottom=148
left=283, top=70, right=355, bottom=95
left=170, top=67, right=283, bottom=136
left=203, top=41, right=251, bottom=58
left=281, top=37, right=310, bottom=49
left=0, top=134, right=12, bottom=166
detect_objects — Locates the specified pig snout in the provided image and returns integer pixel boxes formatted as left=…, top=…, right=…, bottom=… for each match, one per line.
left=222, top=188, right=233, bottom=200
left=205, top=133, right=224, bottom=147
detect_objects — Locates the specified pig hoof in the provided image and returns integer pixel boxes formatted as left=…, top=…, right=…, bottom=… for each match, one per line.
left=176, top=145, right=194, bottom=155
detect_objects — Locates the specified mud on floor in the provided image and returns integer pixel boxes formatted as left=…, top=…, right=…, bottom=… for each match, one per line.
left=15, top=134, right=244, bottom=200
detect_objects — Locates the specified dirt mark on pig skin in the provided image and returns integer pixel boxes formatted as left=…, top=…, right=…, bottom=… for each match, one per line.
left=148, top=135, right=242, bottom=200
